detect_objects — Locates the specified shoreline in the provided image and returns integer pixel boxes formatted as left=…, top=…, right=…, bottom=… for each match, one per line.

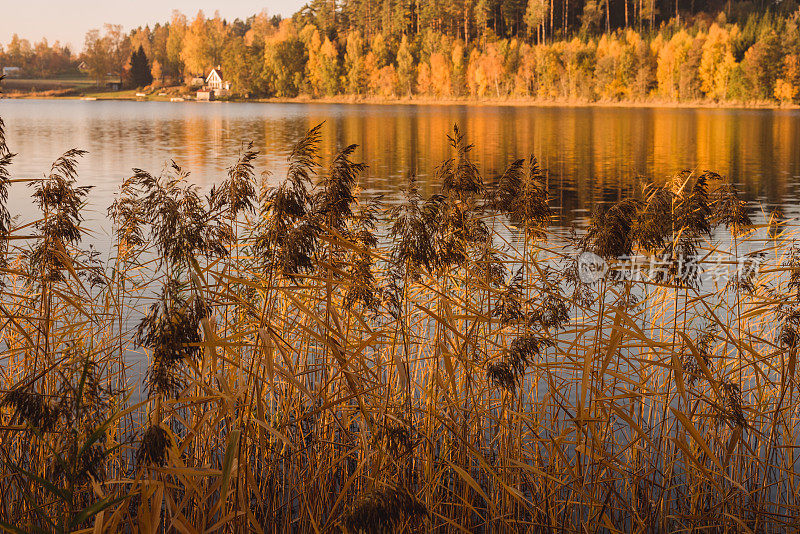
left=2, top=90, right=798, bottom=111
left=257, top=94, right=799, bottom=111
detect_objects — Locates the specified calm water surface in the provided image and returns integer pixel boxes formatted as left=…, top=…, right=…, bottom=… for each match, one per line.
left=2, top=98, right=800, bottom=235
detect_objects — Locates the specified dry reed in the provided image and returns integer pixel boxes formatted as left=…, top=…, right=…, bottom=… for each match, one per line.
left=0, top=119, right=797, bottom=533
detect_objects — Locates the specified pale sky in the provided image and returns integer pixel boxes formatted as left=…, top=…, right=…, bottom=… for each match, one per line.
left=0, top=1, right=308, bottom=52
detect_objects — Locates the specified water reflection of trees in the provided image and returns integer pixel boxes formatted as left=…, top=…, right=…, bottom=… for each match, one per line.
left=9, top=103, right=800, bottom=227
left=269, top=106, right=800, bottom=223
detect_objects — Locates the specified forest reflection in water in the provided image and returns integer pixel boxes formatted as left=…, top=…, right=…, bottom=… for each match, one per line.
left=2, top=99, right=799, bottom=232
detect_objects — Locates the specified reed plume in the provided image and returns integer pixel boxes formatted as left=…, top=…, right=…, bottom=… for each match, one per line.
left=488, top=334, right=553, bottom=391
left=27, top=149, right=90, bottom=283
left=493, top=155, right=551, bottom=235
left=343, top=196, right=381, bottom=312
left=387, top=174, right=437, bottom=277
left=493, top=267, right=525, bottom=325
left=135, top=279, right=206, bottom=396
left=128, top=162, right=229, bottom=268
left=314, top=143, right=364, bottom=228
left=212, top=141, right=258, bottom=217
left=342, top=486, right=427, bottom=533
left=0, top=121, right=796, bottom=532
left=713, top=181, right=753, bottom=237
left=137, top=424, right=171, bottom=466
left=633, top=182, right=673, bottom=252
left=255, top=124, right=321, bottom=279
left=582, top=198, right=640, bottom=259
left=437, top=125, right=483, bottom=197
left=1, top=385, right=60, bottom=431
left=676, top=171, right=713, bottom=237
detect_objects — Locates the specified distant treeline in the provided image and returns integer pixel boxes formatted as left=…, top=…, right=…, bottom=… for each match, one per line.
left=3, top=0, right=800, bottom=103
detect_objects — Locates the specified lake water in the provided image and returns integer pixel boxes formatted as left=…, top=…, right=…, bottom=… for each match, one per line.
left=2, top=99, right=800, bottom=237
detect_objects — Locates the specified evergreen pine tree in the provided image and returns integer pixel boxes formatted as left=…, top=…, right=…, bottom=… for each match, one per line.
left=130, top=45, right=154, bottom=87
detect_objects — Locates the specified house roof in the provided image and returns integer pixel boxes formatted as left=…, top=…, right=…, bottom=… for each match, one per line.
left=206, top=68, right=223, bottom=82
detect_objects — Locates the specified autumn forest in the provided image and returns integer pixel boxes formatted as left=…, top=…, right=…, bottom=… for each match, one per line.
left=2, top=0, right=800, bottom=104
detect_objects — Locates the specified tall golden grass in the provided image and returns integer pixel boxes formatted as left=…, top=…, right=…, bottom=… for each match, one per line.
left=0, top=118, right=798, bottom=532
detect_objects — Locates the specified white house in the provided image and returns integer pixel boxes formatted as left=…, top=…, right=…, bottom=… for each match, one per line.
left=2, top=67, right=21, bottom=78
left=205, top=68, right=230, bottom=92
